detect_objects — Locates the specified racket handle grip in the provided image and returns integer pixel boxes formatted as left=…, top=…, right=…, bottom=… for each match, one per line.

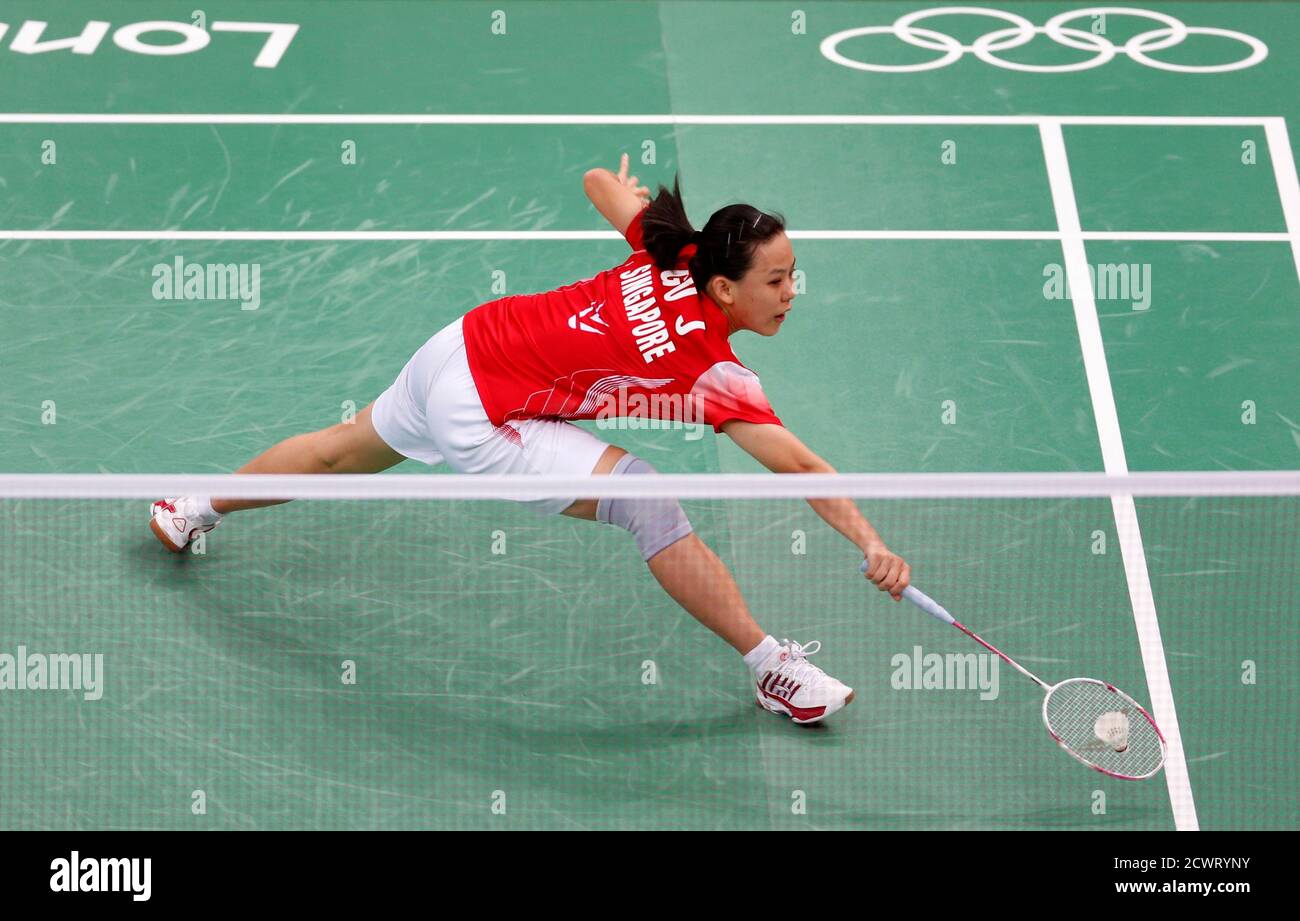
left=902, top=586, right=956, bottom=625
left=858, top=560, right=955, bottom=625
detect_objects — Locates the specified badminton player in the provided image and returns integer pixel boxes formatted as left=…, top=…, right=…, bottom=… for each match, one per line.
left=151, top=155, right=912, bottom=724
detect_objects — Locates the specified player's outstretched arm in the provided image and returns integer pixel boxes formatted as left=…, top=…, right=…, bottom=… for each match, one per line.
left=721, top=420, right=912, bottom=600
left=584, top=153, right=652, bottom=237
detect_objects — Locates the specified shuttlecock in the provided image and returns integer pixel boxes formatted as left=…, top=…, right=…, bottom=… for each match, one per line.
left=1094, top=711, right=1130, bottom=752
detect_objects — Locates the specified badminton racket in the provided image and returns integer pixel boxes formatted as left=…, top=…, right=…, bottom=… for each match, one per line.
left=861, top=561, right=1167, bottom=780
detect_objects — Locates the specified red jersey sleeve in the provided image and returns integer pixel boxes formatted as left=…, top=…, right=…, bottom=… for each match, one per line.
left=622, top=208, right=646, bottom=250
left=690, top=361, right=784, bottom=432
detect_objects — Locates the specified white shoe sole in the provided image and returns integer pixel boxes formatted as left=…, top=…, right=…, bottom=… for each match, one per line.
left=756, top=688, right=855, bottom=725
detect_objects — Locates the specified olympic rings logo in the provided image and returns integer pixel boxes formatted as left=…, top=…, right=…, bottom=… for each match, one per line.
left=819, top=6, right=1267, bottom=73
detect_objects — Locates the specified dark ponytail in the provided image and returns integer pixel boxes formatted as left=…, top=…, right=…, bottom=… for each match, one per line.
left=641, top=174, right=786, bottom=295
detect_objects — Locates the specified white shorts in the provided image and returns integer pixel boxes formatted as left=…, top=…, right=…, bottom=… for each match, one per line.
left=370, top=315, right=612, bottom=515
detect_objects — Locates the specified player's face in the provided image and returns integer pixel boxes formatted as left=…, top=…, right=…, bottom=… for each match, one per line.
left=711, top=233, right=797, bottom=337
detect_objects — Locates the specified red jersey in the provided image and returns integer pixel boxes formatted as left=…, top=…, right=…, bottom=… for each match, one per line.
left=462, top=210, right=783, bottom=433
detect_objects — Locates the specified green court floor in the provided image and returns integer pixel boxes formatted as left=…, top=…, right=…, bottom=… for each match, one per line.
left=0, top=1, right=1296, bottom=830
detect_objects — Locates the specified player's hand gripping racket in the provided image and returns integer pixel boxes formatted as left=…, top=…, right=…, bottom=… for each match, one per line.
left=861, top=562, right=1167, bottom=780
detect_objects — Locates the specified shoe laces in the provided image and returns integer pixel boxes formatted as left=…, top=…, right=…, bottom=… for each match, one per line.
left=770, top=639, right=825, bottom=684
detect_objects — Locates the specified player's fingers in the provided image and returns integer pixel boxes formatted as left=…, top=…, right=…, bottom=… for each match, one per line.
left=881, top=558, right=903, bottom=593
left=618, top=153, right=629, bottom=180
left=891, top=562, right=911, bottom=601
left=868, top=553, right=895, bottom=580
left=890, top=559, right=908, bottom=592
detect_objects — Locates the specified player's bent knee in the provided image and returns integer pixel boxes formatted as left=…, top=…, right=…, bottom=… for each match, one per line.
left=595, top=454, right=693, bottom=562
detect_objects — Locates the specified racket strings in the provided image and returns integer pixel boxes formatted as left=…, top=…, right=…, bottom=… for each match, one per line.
left=1044, top=679, right=1165, bottom=779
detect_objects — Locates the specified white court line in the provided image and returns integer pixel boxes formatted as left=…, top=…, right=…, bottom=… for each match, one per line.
left=1264, top=118, right=1300, bottom=284
left=1080, top=232, right=1287, bottom=242
left=0, top=230, right=1289, bottom=242
left=0, top=113, right=1276, bottom=126
left=1040, top=120, right=1198, bottom=832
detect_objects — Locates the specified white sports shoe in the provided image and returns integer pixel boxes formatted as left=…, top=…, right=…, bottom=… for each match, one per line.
left=149, top=497, right=221, bottom=553
left=754, top=639, right=854, bottom=725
